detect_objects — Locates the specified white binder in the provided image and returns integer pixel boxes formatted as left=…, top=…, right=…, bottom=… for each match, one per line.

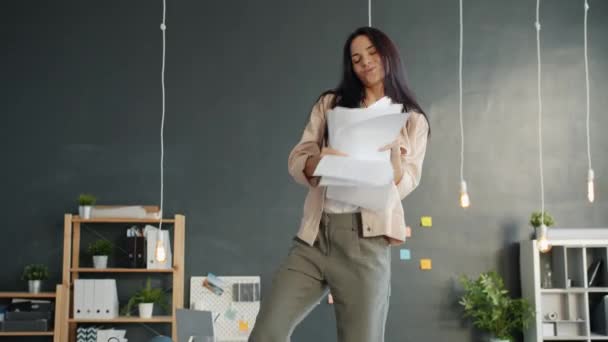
left=74, top=279, right=85, bottom=319
left=103, top=279, right=119, bottom=319
left=87, top=279, right=119, bottom=319
left=83, top=280, right=95, bottom=319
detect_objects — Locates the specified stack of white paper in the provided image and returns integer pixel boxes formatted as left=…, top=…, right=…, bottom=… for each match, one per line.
left=90, top=206, right=161, bottom=219
left=313, top=98, right=409, bottom=210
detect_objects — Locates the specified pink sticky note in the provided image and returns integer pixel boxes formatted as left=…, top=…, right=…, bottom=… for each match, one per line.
left=327, top=293, right=334, bottom=304
left=405, top=226, right=412, bottom=238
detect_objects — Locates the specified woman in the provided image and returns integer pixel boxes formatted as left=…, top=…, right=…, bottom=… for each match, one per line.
left=249, top=26, right=430, bottom=342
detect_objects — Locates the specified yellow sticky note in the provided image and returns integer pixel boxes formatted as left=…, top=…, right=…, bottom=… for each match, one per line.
left=238, top=320, right=249, bottom=332
left=327, top=293, right=334, bottom=304
left=420, top=259, right=432, bottom=270
left=405, top=226, right=412, bottom=238
left=420, top=216, right=432, bottom=227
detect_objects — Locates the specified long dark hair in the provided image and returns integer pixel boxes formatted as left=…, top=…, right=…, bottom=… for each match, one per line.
left=320, top=26, right=429, bottom=130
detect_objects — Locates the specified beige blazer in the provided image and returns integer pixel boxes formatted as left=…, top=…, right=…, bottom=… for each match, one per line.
left=288, top=93, right=429, bottom=246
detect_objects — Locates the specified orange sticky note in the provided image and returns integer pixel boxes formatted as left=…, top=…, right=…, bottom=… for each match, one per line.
left=405, top=226, right=412, bottom=238
left=238, top=320, right=249, bottom=332
left=420, top=216, right=432, bottom=227
left=420, top=259, right=432, bottom=270
left=327, top=293, right=334, bottom=304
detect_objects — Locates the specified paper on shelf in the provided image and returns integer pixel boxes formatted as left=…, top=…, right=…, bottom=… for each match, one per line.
left=90, top=206, right=155, bottom=219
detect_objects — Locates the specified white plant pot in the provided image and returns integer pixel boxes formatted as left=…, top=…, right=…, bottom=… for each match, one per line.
left=93, top=255, right=108, bottom=269
left=139, top=303, right=154, bottom=318
left=28, top=280, right=42, bottom=294
left=489, top=337, right=510, bottom=342
left=79, top=206, right=92, bottom=219
left=535, top=226, right=543, bottom=239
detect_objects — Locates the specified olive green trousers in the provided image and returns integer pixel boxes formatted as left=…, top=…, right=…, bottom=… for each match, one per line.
left=249, top=212, right=392, bottom=342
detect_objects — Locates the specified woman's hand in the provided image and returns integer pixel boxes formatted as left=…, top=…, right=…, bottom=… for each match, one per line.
left=379, top=140, right=405, bottom=184
left=304, top=147, right=349, bottom=178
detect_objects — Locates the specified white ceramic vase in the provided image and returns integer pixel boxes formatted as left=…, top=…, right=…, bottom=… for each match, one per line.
left=93, top=255, right=108, bottom=269
left=28, top=280, right=42, bottom=293
left=489, top=337, right=510, bottom=342
left=139, top=303, right=154, bottom=318
left=79, top=205, right=92, bottom=219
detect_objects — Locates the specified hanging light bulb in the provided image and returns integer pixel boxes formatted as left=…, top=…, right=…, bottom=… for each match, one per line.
left=588, top=169, right=595, bottom=203
left=537, top=224, right=552, bottom=253
left=155, top=230, right=167, bottom=263
left=460, top=180, right=470, bottom=208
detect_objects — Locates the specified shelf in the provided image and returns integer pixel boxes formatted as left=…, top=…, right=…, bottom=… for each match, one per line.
left=71, top=267, right=175, bottom=273
left=590, top=332, right=608, bottom=339
left=72, top=215, right=174, bottom=223
left=541, top=288, right=608, bottom=293
left=0, top=331, right=54, bottom=336
left=69, top=316, right=173, bottom=323
left=0, top=292, right=56, bottom=299
left=543, top=336, right=588, bottom=340
left=541, top=288, right=586, bottom=293
left=62, top=213, right=185, bottom=341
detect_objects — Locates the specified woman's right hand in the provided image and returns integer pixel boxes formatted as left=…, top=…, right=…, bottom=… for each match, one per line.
left=304, top=147, right=348, bottom=178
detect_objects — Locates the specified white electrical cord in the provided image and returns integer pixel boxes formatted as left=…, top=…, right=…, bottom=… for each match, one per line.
left=584, top=0, right=591, bottom=171
left=368, top=0, right=372, bottom=27
left=159, top=0, right=167, bottom=232
left=584, top=0, right=594, bottom=192
left=535, top=0, right=545, bottom=222
left=459, top=0, right=465, bottom=185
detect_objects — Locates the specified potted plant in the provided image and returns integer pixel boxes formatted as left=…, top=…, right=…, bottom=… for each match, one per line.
left=123, top=278, right=168, bottom=318
left=21, top=264, right=49, bottom=293
left=530, top=211, right=555, bottom=251
left=530, top=211, right=555, bottom=230
left=88, top=239, right=113, bottom=269
left=459, top=271, right=534, bottom=342
left=78, top=193, right=96, bottom=219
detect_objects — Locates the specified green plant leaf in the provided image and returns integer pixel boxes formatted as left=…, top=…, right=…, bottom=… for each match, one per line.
left=458, top=271, right=534, bottom=340
left=88, top=239, right=113, bottom=256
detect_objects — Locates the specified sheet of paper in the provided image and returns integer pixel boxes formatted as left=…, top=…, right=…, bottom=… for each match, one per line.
left=313, top=156, right=393, bottom=186
left=326, top=183, right=398, bottom=211
left=334, top=113, right=409, bottom=160
left=327, top=103, right=403, bottom=148
left=319, top=176, right=360, bottom=187
left=313, top=98, right=410, bottom=210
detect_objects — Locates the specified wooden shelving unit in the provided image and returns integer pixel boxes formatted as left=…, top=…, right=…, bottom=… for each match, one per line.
left=0, top=284, right=68, bottom=341
left=60, top=208, right=185, bottom=342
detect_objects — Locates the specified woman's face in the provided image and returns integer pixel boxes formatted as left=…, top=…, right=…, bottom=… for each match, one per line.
left=350, top=35, right=385, bottom=88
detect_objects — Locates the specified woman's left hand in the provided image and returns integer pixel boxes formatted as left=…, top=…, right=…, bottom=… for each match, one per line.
left=378, top=140, right=405, bottom=184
